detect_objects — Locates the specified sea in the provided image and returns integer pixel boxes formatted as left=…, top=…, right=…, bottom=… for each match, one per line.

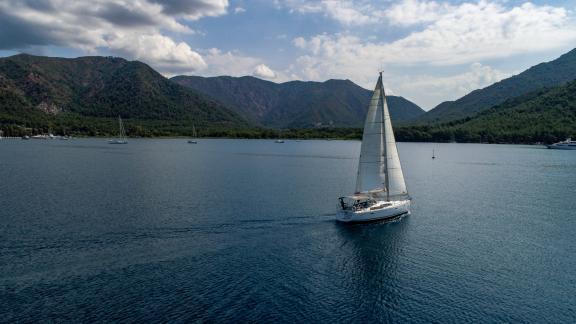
left=1, top=139, right=575, bottom=322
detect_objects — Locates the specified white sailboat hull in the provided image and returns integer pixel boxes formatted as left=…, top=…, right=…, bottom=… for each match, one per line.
left=108, top=140, right=127, bottom=144
left=336, top=200, right=410, bottom=223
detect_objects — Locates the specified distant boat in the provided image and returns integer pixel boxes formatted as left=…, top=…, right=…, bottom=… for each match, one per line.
left=188, top=125, right=198, bottom=144
left=337, top=72, right=410, bottom=223
left=275, top=129, right=284, bottom=143
left=109, top=116, right=128, bottom=144
left=547, top=138, right=576, bottom=150
left=432, top=147, right=436, bottom=159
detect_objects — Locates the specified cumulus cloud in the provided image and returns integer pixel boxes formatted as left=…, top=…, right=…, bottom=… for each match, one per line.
left=197, top=48, right=262, bottom=77
left=385, top=0, right=453, bottom=26
left=0, top=0, right=229, bottom=74
left=253, top=64, right=277, bottom=79
left=108, top=33, right=207, bottom=75
left=290, top=1, right=576, bottom=80
left=148, top=0, right=228, bottom=19
left=279, top=0, right=381, bottom=26
left=294, top=2, right=576, bottom=65
left=394, top=63, right=511, bottom=108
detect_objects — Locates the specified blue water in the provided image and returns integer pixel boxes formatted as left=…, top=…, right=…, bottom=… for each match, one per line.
left=1, top=139, right=575, bottom=322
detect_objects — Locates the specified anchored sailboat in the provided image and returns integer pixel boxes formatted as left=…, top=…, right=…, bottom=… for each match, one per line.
left=109, top=116, right=128, bottom=144
left=337, top=72, right=410, bottom=223
left=188, top=125, right=198, bottom=144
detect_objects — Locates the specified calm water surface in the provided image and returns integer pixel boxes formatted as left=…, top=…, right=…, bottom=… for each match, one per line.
left=1, top=139, right=575, bottom=322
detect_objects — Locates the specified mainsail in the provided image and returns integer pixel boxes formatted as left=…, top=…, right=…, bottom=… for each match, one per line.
left=355, top=73, right=409, bottom=201
left=118, top=116, right=127, bottom=141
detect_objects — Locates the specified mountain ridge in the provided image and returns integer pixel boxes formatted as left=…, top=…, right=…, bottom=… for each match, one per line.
left=0, top=53, right=247, bottom=128
left=171, top=75, right=425, bottom=128
left=418, top=48, right=576, bottom=123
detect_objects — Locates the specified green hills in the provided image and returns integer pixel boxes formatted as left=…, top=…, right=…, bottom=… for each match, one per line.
left=397, top=80, right=576, bottom=143
left=0, top=54, right=247, bottom=136
left=418, top=48, right=576, bottom=123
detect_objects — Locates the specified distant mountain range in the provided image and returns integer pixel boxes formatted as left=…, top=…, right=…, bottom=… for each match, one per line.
left=0, top=54, right=246, bottom=128
left=1, top=48, right=576, bottom=142
left=417, top=48, right=576, bottom=123
left=171, top=75, right=425, bottom=128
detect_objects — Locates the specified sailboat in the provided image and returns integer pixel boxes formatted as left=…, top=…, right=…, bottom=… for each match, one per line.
left=109, top=116, right=128, bottom=144
left=188, top=125, right=198, bottom=144
left=432, top=146, right=436, bottom=159
left=275, top=129, right=284, bottom=143
left=337, top=72, right=410, bottom=223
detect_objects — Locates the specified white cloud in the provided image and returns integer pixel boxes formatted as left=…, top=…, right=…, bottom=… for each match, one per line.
left=394, top=63, right=512, bottom=109
left=234, top=7, right=246, bottom=14
left=200, top=48, right=261, bottom=77
left=289, top=1, right=576, bottom=106
left=0, top=0, right=230, bottom=74
left=253, top=64, right=277, bottom=79
left=292, top=1, right=576, bottom=66
left=108, top=33, right=207, bottom=75
left=385, top=0, right=454, bottom=26
left=279, top=0, right=382, bottom=26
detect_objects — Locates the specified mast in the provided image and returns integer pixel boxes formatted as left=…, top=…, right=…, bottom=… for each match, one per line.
left=378, top=72, right=390, bottom=201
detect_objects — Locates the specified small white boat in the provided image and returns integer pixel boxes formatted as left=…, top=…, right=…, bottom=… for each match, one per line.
left=275, top=129, right=284, bottom=143
left=337, top=72, right=411, bottom=223
left=109, top=116, right=128, bottom=144
left=547, top=138, right=576, bottom=150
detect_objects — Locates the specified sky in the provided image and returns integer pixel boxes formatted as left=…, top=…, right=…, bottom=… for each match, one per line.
left=0, top=0, right=575, bottom=110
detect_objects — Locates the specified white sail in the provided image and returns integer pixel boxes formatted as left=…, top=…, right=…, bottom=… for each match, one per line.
left=355, top=77, right=385, bottom=195
left=382, top=88, right=408, bottom=200
left=354, top=73, right=408, bottom=201
left=119, top=116, right=127, bottom=141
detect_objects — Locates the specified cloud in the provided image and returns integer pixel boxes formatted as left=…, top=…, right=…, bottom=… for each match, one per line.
left=108, top=33, right=207, bottom=75
left=288, top=0, right=576, bottom=108
left=148, top=0, right=229, bottom=18
left=253, top=64, right=277, bottom=79
left=234, top=7, right=246, bottom=14
left=279, top=0, right=381, bottom=26
left=385, top=0, right=453, bottom=26
left=290, top=1, right=576, bottom=78
left=394, top=63, right=511, bottom=109
left=0, top=0, right=229, bottom=74
left=199, top=48, right=261, bottom=77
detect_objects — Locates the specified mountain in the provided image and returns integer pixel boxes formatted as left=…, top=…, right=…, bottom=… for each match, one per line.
left=418, top=48, right=576, bottom=123
left=450, top=80, right=576, bottom=142
left=0, top=54, right=246, bottom=128
left=171, top=75, right=425, bottom=128
left=396, top=80, right=576, bottom=143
